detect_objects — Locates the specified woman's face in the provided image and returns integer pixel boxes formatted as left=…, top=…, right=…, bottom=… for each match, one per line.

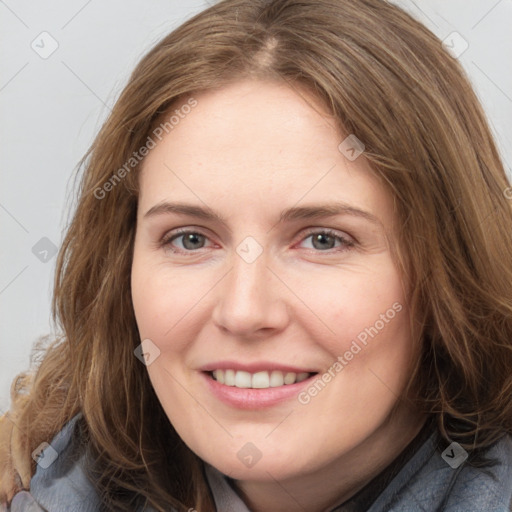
left=131, top=79, right=422, bottom=487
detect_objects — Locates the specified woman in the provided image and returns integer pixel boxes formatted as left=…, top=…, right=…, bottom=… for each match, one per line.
left=2, top=0, right=512, bottom=510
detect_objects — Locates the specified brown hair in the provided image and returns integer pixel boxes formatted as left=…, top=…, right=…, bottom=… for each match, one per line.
left=2, top=0, right=512, bottom=510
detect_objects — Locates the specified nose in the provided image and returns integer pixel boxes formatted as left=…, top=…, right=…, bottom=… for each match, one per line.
left=211, top=249, right=290, bottom=338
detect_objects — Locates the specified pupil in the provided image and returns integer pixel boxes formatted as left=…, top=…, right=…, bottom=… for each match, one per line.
left=312, top=233, right=334, bottom=250
left=183, top=233, right=204, bottom=250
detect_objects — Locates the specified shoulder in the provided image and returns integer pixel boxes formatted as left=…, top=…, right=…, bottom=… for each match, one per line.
left=441, top=434, right=512, bottom=512
left=7, top=415, right=164, bottom=512
left=370, top=430, right=512, bottom=512
left=14, top=414, right=102, bottom=512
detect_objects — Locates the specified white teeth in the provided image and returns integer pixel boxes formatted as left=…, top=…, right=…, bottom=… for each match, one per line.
left=284, top=372, right=296, bottom=385
left=211, top=369, right=313, bottom=388
left=252, top=371, right=270, bottom=388
left=224, top=369, right=235, bottom=386
left=269, top=370, right=285, bottom=387
left=235, top=371, right=252, bottom=388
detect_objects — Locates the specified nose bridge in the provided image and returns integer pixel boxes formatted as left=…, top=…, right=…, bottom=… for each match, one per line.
left=226, top=248, right=270, bottom=311
left=212, top=244, right=288, bottom=335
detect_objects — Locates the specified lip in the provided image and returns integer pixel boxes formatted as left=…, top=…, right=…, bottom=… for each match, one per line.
left=200, top=370, right=319, bottom=410
left=199, top=360, right=318, bottom=374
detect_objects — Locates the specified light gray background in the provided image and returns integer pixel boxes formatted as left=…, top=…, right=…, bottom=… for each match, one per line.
left=1, top=0, right=511, bottom=412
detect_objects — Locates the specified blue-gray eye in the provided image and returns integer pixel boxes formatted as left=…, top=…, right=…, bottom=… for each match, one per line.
left=173, top=232, right=206, bottom=250
left=310, top=232, right=337, bottom=250
left=300, top=230, right=353, bottom=251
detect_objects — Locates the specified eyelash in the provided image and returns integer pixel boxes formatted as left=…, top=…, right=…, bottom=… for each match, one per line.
left=159, top=228, right=356, bottom=255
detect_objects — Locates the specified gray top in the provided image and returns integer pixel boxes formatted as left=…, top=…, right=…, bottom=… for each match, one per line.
left=5, top=414, right=512, bottom=511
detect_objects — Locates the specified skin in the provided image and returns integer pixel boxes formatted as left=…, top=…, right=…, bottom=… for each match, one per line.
left=131, top=79, right=426, bottom=512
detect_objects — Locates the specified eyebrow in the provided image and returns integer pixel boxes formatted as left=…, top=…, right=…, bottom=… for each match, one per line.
left=143, top=201, right=381, bottom=226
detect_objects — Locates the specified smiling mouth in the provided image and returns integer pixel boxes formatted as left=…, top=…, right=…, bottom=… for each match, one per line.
left=208, top=369, right=318, bottom=389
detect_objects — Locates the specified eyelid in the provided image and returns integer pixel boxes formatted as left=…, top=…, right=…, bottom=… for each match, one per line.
left=298, top=227, right=355, bottom=244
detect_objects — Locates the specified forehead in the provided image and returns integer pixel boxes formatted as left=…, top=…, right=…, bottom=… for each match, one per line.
left=138, top=79, right=393, bottom=228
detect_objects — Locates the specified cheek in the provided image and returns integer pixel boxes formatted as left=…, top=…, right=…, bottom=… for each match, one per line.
left=298, top=261, right=407, bottom=358
left=131, top=261, right=202, bottom=346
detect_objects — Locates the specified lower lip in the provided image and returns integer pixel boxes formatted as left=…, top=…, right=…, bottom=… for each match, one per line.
left=201, top=371, right=318, bottom=410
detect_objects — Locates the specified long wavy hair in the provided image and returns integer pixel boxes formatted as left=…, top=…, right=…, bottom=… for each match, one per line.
left=2, top=0, right=512, bottom=510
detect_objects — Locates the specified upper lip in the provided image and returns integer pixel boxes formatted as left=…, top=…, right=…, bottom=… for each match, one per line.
left=199, top=361, right=318, bottom=374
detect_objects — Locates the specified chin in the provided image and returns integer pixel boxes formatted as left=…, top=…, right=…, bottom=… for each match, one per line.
left=200, top=442, right=315, bottom=482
